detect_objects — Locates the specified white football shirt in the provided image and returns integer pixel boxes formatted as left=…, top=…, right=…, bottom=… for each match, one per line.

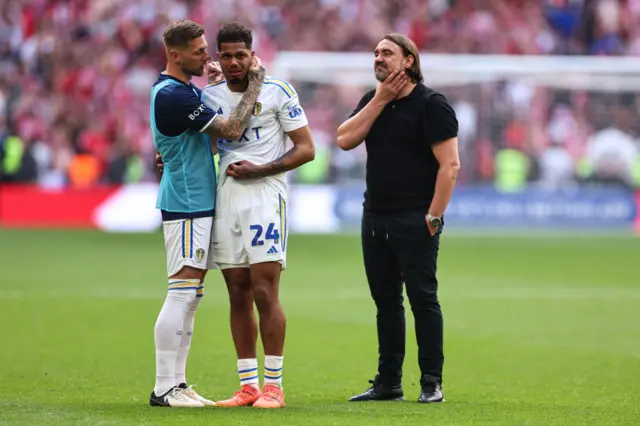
left=201, top=76, right=308, bottom=195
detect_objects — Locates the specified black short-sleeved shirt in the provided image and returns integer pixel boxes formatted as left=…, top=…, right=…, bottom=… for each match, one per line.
left=349, top=83, right=458, bottom=214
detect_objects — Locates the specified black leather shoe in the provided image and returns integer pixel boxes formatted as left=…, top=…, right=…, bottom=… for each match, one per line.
left=349, top=376, right=405, bottom=402
left=418, top=375, right=444, bottom=403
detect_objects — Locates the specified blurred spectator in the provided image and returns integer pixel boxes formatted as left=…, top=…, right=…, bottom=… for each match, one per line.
left=67, top=149, right=101, bottom=189
left=582, top=124, right=639, bottom=188
left=1, top=0, right=640, bottom=190
left=538, top=140, right=577, bottom=190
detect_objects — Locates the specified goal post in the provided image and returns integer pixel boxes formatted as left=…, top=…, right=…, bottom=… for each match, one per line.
left=271, top=52, right=640, bottom=234
left=272, top=52, right=640, bottom=91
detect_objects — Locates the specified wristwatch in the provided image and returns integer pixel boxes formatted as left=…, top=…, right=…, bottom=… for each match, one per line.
left=427, top=213, right=442, bottom=228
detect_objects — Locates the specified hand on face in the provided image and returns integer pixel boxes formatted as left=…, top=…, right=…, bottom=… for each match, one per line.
left=374, top=70, right=410, bottom=105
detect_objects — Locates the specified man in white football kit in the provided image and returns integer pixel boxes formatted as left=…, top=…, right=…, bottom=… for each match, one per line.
left=201, top=23, right=315, bottom=409
left=207, top=80, right=301, bottom=271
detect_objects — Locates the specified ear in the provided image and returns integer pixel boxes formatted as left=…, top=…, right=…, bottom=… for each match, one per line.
left=216, top=51, right=221, bottom=60
left=405, top=54, right=415, bottom=69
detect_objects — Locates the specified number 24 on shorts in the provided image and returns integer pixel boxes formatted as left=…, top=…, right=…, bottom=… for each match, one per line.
left=250, top=223, right=280, bottom=246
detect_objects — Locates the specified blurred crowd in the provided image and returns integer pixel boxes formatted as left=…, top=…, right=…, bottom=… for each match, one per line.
left=1, top=0, right=640, bottom=190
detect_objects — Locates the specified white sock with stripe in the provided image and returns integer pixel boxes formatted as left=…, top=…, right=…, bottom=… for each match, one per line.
left=153, top=280, right=198, bottom=396
left=237, top=358, right=259, bottom=390
left=264, top=355, right=283, bottom=388
left=175, top=283, right=204, bottom=386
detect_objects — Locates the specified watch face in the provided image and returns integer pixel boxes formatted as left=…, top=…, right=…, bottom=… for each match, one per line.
left=431, top=217, right=442, bottom=226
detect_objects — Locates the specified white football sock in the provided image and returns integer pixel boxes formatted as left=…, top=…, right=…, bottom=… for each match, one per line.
left=238, top=358, right=259, bottom=389
left=264, top=355, right=283, bottom=388
left=175, top=284, right=203, bottom=386
left=154, top=279, right=198, bottom=396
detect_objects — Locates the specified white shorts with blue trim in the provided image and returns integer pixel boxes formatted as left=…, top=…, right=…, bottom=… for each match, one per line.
left=163, top=216, right=216, bottom=277
left=212, top=177, right=288, bottom=270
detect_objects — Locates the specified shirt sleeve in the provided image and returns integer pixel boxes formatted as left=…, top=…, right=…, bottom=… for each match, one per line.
left=200, top=87, right=218, bottom=112
left=154, top=85, right=217, bottom=137
left=276, top=83, right=309, bottom=133
left=424, top=93, right=458, bottom=145
left=348, top=90, right=376, bottom=119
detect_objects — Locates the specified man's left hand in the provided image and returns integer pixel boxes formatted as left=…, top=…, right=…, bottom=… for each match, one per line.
left=226, top=161, right=263, bottom=179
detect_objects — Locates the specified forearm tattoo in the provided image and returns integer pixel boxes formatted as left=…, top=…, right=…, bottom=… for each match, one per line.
left=211, top=67, right=265, bottom=139
left=261, top=146, right=300, bottom=175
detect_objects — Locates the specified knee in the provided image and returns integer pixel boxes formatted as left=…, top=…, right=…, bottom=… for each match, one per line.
left=408, top=289, right=440, bottom=312
left=167, top=289, right=198, bottom=306
left=372, top=292, right=404, bottom=312
left=155, top=291, right=196, bottom=330
left=252, top=281, right=276, bottom=312
left=228, top=285, right=253, bottom=312
left=171, top=266, right=205, bottom=281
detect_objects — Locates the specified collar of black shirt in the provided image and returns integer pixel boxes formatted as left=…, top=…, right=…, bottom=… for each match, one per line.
left=395, top=83, right=423, bottom=102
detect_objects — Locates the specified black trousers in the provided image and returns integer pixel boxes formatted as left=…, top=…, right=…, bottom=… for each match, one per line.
left=361, top=210, right=443, bottom=386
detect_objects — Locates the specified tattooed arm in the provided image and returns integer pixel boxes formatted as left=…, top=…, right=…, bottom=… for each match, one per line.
left=260, top=126, right=315, bottom=175
left=203, top=63, right=265, bottom=141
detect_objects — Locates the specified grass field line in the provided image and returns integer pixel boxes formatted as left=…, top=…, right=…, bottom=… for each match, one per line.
left=327, top=229, right=640, bottom=239
left=458, top=287, right=640, bottom=300
left=2, top=286, right=639, bottom=300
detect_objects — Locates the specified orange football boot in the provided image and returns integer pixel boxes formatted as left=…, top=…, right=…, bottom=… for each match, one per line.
left=253, top=384, right=285, bottom=409
left=215, top=384, right=261, bottom=407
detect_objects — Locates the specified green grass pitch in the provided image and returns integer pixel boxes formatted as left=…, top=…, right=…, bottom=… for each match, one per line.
left=0, top=229, right=639, bottom=425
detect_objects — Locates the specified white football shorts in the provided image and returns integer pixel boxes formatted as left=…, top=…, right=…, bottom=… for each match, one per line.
left=163, top=216, right=217, bottom=277
left=212, top=177, right=288, bottom=270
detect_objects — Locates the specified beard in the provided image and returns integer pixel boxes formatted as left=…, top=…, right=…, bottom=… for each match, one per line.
left=183, top=64, right=204, bottom=77
left=374, top=63, right=389, bottom=82
left=375, top=69, right=388, bottom=82
left=225, top=68, right=248, bottom=85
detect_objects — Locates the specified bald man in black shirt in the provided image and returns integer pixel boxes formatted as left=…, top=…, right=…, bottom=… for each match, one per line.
left=337, top=33, right=460, bottom=404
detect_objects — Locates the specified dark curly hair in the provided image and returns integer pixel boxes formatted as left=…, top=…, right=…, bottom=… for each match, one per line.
left=216, top=22, right=253, bottom=50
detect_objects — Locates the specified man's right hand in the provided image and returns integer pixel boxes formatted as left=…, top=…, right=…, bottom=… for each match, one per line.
left=374, top=70, right=409, bottom=105
left=248, top=55, right=265, bottom=82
